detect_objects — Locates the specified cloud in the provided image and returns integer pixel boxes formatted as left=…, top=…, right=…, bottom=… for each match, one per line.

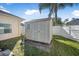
left=0, top=5, right=10, bottom=13
left=25, top=9, right=39, bottom=15
left=5, top=3, right=13, bottom=5
left=72, top=10, right=79, bottom=16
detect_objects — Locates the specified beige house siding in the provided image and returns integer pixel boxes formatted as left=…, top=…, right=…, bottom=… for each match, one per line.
left=0, top=12, right=23, bottom=41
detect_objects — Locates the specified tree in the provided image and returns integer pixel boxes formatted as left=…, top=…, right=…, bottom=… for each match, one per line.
left=39, top=3, right=74, bottom=25
left=52, top=17, right=63, bottom=26
left=64, top=18, right=69, bottom=25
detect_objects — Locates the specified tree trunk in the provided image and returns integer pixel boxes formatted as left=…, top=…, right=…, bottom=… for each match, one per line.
left=54, top=3, right=58, bottom=26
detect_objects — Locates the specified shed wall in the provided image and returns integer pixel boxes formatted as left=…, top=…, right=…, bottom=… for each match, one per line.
left=25, top=20, right=52, bottom=44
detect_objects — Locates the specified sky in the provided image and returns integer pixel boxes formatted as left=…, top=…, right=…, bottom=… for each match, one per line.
left=0, top=3, right=79, bottom=22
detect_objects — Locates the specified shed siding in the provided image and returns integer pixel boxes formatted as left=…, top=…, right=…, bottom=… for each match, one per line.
left=49, top=19, right=53, bottom=43
left=25, top=19, right=52, bottom=44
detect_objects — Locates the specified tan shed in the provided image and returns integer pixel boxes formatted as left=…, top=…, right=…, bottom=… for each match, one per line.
left=25, top=18, right=52, bottom=44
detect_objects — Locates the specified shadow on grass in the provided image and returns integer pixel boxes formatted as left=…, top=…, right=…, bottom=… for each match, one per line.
left=23, top=35, right=79, bottom=56
left=0, top=35, right=79, bottom=56
left=0, top=36, right=24, bottom=56
left=0, top=37, right=20, bottom=52
left=24, top=40, right=49, bottom=56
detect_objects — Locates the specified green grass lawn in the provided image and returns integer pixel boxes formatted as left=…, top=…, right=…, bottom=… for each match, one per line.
left=0, top=35, right=79, bottom=56
left=0, top=37, right=24, bottom=56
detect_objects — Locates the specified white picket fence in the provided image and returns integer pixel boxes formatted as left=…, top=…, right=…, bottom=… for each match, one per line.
left=53, top=25, right=79, bottom=41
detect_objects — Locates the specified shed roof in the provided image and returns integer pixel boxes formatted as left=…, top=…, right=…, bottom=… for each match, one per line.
left=25, top=18, right=52, bottom=23
left=0, top=10, right=25, bottom=21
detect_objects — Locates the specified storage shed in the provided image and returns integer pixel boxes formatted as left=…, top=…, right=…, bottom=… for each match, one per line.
left=25, top=18, right=52, bottom=44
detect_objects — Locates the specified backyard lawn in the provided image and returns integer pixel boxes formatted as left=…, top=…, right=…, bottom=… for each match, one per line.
left=0, top=37, right=24, bottom=56
left=0, top=35, right=79, bottom=56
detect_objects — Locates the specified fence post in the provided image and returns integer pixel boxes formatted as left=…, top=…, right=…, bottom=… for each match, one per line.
left=69, top=25, right=71, bottom=35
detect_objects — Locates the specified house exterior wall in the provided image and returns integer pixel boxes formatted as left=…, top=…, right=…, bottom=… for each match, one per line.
left=0, top=13, right=22, bottom=41
left=25, top=19, right=52, bottom=44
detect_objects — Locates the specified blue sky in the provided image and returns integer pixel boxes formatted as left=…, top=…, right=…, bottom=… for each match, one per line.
left=0, top=3, right=79, bottom=22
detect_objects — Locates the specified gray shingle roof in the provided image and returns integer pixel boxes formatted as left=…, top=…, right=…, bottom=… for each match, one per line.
left=67, top=19, right=79, bottom=25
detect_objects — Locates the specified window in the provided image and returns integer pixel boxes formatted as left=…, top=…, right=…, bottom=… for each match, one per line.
left=27, top=24, right=30, bottom=29
left=0, top=27, right=4, bottom=34
left=0, top=23, right=12, bottom=34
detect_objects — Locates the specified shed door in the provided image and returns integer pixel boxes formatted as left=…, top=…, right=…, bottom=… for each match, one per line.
left=31, top=23, right=38, bottom=41
left=32, top=21, right=49, bottom=43
left=37, top=22, right=49, bottom=43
